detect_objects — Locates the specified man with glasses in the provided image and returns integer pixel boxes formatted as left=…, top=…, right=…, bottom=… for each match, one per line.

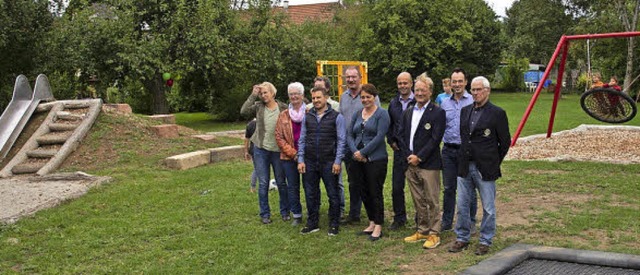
left=339, top=66, right=380, bottom=225
left=439, top=68, right=477, bottom=233
left=448, top=76, right=510, bottom=255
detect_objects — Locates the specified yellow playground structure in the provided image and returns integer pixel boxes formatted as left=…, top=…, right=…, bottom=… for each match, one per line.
left=316, top=60, right=368, bottom=100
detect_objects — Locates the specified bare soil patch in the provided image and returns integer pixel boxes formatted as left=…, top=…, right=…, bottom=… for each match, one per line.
left=0, top=173, right=111, bottom=224
left=507, top=125, right=640, bottom=164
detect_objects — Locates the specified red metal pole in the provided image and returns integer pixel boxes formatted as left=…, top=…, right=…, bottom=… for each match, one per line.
left=511, top=31, right=640, bottom=146
left=547, top=41, right=570, bottom=138
left=566, top=31, right=640, bottom=40
left=511, top=36, right=567, bottom=146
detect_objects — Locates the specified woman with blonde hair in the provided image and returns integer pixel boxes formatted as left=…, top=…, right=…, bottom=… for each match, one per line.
left=241, top=82, right=290, bottom=224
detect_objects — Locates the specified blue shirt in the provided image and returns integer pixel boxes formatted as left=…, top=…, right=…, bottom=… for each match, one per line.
left=435, top=92, right=450, bottom=105
left=339, top=88, right=381, bottom=132
left=399, top=93, right=415, bottom=111
left=441, top=91, right=473, bottom=144
left=297, top=107, right=346, bottom=165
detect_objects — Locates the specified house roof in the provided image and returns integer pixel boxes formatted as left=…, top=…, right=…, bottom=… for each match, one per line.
left=274, top=2, right=341, bottom=24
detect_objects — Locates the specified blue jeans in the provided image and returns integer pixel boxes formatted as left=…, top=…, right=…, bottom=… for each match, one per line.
left=253, top=147, right=289, bottom=219
left=338, top=169, right=345, bottom=217
left=282, top=160, right=303, bottom=218
left=320, top=169, right=345, bottom=217
left=454, top=162, right=496, bottom=246
left=303, top=161, right=341, bottom=228
left=250, top=169, right=257, bottom=188
left=441, top=146, right=477, bottom=230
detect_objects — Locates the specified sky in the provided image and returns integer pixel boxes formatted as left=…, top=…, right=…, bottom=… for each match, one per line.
left=284, top=0, right=515, bottom=17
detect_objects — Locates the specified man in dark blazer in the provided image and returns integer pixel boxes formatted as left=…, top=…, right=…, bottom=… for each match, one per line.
left=398, top=73, right=446, bottom=249
left=448, top=76, right=511, bottom=256
left=386, top=72, right=416, bottom=230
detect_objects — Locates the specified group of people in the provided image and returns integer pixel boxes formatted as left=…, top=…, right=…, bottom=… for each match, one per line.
left=240, top=66, right=511, bottom=255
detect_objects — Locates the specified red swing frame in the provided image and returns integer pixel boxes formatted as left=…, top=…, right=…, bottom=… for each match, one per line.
left=511, top=31, right=640, bottom=146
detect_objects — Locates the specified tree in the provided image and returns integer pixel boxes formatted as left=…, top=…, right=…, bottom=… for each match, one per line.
left=565, top=0, right=640, bottom=95
left=353, top=0, right=503, bottom=94
left=614, top=0, right=640, bottom=92
left=504, top=0, right=574, bottom=64
left=0, top=0, right=53, bottom=110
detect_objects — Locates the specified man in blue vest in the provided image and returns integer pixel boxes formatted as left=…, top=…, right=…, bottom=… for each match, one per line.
left=298, top=87, right=346, bottom=236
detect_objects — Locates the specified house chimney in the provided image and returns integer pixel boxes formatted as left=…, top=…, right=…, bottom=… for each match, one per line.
left=283, top=0, right=289, bottom=10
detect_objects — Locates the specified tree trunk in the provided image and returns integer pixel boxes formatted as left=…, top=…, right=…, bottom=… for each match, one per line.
left=625, top=37, right=634, bottom=93
left=143, top=75, right=170, bottom=114
left=617, top=0, right=640, bottom=92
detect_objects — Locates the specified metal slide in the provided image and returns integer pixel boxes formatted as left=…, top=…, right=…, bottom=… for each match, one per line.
left=0, top=75, right=54, bottom=160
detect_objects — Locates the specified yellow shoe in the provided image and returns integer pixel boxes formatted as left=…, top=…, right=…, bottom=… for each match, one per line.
left=423, top=234, right=441, bottom=249
left=404, top=232, right=429, bottom=243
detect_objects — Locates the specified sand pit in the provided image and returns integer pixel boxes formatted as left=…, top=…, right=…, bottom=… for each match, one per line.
left=507, top=124, right=640, bottom=164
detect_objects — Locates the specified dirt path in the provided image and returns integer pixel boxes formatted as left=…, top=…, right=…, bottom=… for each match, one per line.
left=0, top=173, right=110, bottom=224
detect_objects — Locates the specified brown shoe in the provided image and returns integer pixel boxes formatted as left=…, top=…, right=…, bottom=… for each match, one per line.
left=448, top=241, right=469, bottom=253
left=475, top=244, right=490, bottom=255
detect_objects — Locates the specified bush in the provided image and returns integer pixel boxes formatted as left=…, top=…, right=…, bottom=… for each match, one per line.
left=47, top=71, right=79, bottom=100
left=501, top=57, right=529, bottom=92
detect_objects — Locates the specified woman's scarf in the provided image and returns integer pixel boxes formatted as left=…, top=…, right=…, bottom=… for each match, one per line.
left=289, top=103, right=305, bottom=123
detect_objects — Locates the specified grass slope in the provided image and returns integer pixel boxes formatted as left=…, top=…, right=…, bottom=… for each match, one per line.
left=0, top=92, right=638, bottom=274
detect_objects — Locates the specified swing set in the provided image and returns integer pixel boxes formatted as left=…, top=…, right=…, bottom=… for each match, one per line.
left=511, top=31, right=640, bottom=146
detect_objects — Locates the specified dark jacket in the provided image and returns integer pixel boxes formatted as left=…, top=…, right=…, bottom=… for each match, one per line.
left=398, top=102, right=446, bottom=170
left=303, top=106, right=340, bottom=163
left=387, top=94, right=416, bottom=147
left=458, top=101, right=511, bottom=181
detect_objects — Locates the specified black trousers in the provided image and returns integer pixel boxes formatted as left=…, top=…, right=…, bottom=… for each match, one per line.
left=391, top=150, right=407, bottom=223
left=348, top=159, right=388, bottom=225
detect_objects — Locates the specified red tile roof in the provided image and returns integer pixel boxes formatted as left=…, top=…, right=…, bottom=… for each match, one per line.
left=274, top=2, right=341, bottom=24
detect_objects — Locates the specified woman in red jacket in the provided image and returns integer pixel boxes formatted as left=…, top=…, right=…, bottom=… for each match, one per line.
left=275, top=82, right=307, bottom=226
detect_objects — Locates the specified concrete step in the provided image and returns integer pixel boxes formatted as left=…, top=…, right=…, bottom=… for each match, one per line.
left=56, top=111, right=85, bottom=121
left=12, top=162, right=46, bottom=174
left=49, top=123, right=79, bottom=132
left=26, top=149, right=58, bottom=158
left=36, top=132, right=72, bottom=145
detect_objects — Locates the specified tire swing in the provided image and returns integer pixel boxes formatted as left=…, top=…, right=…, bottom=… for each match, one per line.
left=580, top=87, right=637, bottom=123
left=580, top=39, right=637, bottom=123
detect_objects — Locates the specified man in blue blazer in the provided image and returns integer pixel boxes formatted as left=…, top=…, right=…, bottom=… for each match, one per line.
left=398, top=73, right=446, bottom=249
left=449, top=76, right=511, bottom=256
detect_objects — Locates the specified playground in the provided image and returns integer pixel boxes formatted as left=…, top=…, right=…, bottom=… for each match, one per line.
left=0, top=88, right=638, bottom=273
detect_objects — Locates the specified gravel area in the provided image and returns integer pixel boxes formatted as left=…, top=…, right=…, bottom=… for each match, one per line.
left=0, top=172, right=111, bottom=224
left=507, top=124, right=640, bottom=164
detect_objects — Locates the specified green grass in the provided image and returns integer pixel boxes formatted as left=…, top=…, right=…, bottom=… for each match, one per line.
left=0, top=92, right=639, bottom=273
left=174, top=112, right=247, bottom=132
